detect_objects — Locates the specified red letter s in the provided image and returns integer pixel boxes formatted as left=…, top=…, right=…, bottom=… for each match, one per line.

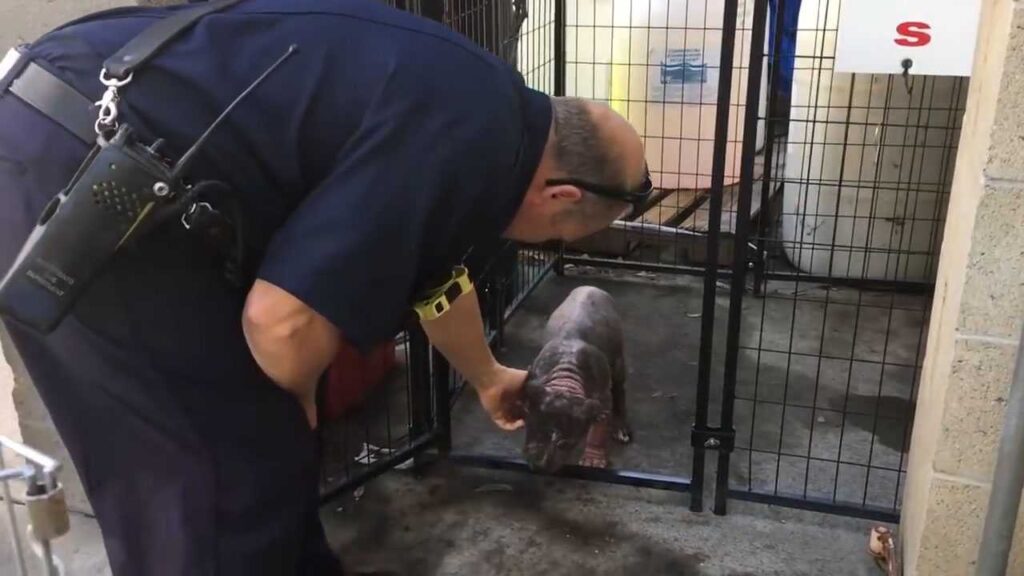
left=895, top=21, right=932, bottom=47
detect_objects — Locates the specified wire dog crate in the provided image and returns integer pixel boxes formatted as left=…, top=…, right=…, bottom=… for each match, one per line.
left=724, top=0, right=967, bottom=519
left=320, top=0, right=967, bottom=523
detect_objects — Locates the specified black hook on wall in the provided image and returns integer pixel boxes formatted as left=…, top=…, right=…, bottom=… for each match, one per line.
left=901, top=58, right=915, bottom=95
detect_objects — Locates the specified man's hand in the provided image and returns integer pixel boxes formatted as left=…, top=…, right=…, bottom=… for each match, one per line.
left=475, top=366, right=527, bottom=430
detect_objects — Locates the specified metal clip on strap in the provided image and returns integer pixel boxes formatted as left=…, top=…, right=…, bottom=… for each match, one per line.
left=102, top=0, right=245, bottom=81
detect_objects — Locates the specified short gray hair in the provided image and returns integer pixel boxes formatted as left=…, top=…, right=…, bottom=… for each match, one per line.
left=550, top=97, right=630, bottom=220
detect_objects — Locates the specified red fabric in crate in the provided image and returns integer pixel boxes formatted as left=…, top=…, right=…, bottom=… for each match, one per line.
left=321, top=338, right=396, bottom=421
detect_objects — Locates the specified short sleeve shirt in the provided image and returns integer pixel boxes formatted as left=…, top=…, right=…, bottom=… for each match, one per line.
left=28, top=0, right=552, bottom=351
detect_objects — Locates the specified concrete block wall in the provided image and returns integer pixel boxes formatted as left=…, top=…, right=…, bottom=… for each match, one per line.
left=900, top=0, right=1024, bottom=573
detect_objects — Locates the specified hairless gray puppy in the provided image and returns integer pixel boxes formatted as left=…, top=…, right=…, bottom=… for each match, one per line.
left=522, top=286, right=632, bottom=472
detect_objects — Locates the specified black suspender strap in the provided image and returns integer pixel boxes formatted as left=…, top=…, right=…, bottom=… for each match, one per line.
left=102, top=0, right=245, bottom=81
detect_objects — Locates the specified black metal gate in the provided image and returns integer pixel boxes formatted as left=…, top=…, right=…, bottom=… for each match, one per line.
left=318, top=0, right=967, bottom=525
left=716, top=0, right=966, bottom=521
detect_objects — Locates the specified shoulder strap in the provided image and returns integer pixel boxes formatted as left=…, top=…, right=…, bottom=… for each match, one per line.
left=103, top=0, right=246, bottom=81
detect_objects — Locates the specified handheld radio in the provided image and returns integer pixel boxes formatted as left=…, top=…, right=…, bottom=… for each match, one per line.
left=0, top=41, right=298, bottom=334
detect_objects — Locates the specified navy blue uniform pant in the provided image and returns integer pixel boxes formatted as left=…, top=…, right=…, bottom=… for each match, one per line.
left=0, top=96, right=344, bottom=575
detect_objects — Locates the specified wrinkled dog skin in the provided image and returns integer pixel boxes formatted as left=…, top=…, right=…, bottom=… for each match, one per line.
left=523, top=286, right=631, bottom=472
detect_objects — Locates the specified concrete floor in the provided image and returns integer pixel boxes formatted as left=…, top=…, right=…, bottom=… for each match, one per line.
left=1, top=463, right=890, bottom=576
left=325, top=462, right=890, bottom=576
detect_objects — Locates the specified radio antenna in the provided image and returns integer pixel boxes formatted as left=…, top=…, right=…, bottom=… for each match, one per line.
left=171, top=43, right=298, bottom=179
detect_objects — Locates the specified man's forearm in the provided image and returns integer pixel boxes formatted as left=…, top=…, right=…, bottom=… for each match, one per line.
left=419, top=285, right=501, bottom=390
left=417, top=283, right=527, bottom=430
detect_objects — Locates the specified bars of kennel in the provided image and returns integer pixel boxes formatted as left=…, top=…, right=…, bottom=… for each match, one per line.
left=327, top=0, right=961, bottom=524
left=451, top=0, right=763, bottom=503
left=317, top=322, right=441, bottom=503
left=556, top=0, right=943, bottom=296
left=714, top=0, right=967, bottom=521
left=556, top=0, right=769, bottom=279
left=441, top=0, right=964, bottom=524
left=480, top=0, right=777, bottom=506
left=433, top=0, right=720, bottom=496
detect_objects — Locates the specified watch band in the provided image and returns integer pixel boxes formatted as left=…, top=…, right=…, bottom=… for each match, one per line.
left=413, top=266, right=473, bottom=321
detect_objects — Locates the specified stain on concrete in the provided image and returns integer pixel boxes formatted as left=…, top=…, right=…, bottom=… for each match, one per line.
left=322, top=462, right=886, bottom=576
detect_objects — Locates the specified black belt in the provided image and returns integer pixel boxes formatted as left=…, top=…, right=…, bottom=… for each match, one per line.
left=0, top=46, right=97, bottom=143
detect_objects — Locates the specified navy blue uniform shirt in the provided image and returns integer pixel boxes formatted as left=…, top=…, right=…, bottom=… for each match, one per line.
left=24, top=0, right=551, bottom=352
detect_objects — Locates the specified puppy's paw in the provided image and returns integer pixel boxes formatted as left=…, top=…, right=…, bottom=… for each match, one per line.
left=579, top=448, right=608, bottom=468
left=612, top=421, right=633, bottom=444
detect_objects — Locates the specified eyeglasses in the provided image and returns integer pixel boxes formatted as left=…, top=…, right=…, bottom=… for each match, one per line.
left=545, top=166, right=654, bottom=219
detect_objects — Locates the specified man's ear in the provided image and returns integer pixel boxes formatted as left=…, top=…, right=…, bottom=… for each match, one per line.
left=544, top=184, right=583, bottom=203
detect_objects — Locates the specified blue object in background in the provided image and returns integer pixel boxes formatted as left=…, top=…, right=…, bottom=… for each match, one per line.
left=767, top=0, right=802, bottom=121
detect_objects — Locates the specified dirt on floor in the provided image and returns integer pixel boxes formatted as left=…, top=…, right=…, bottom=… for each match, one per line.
left=323, top=461, right=890, bottom=576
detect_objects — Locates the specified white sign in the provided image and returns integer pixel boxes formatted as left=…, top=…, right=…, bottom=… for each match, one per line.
left=834, top=0, right=982, bottom=76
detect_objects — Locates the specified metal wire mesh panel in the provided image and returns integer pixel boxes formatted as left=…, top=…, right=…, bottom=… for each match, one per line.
left=765, top=0, right=964, bottom=286
left=514, top=0, right=557, bottom=92
left=318, top=326, right=434, bottom=501
left=443, top=0, right=531, bottom=66
left=721, top=0, right=968, bottom=520
left=317, top=0, right=962, bottom=522
left=560, top=0, right=769, bottom=272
